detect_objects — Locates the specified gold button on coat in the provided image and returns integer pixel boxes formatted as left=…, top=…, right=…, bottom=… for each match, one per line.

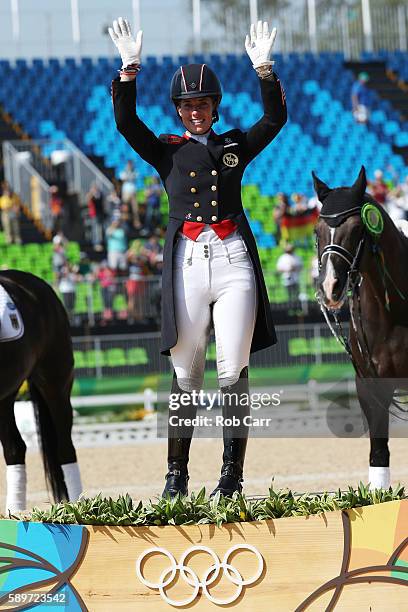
left=196, top=216, right=202, bottom=222
left=211, top=170, right=217, bottom=176
left=189, top=171, right=196, bottom=177
left=191, top=187, right=197, bottom=193
left=211, top=215, right=217, bottom=221
left=211, top=185, right=217, bottom=191
left=211, top=200, right=217, bottom=206
left=194, top=202, right=200, bottom=208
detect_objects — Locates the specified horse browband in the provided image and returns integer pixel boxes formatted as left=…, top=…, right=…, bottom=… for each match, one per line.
left=319, top=206, right=362, bottom=220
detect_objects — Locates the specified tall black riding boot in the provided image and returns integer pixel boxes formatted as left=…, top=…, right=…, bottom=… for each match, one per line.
left=211, top=367, right=250, bottom=497
left=162, top=373, right=198, bottom=498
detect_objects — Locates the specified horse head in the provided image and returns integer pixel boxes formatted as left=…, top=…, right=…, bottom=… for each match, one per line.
left=313, top=166, right=383, bottom=310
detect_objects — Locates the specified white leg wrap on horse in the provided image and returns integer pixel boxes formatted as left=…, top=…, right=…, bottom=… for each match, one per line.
left=368, top=466, right=390, bottom=490
left=6, top=464, right=27, bottom=513
left=62, top=462, right=83, bottom=501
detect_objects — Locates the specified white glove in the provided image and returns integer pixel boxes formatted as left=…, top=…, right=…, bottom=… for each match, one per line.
left=245, top=20, right=277, bottom=68
left=108, top=17, right=143, bottom=68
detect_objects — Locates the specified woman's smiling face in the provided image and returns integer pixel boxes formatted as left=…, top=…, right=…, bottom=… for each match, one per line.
left=177, top=97, right=214, bottom=134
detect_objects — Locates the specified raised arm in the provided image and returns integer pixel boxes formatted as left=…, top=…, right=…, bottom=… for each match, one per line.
left=243, top=21, right=287, bottom=161
left=109, top=18, right=165, bottom=168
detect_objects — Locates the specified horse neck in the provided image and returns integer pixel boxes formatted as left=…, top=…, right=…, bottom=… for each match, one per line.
left=362, top=216, right=408, bottom=310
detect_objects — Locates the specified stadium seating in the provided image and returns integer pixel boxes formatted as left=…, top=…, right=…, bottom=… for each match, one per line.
left=0, top=53, right=406, bottom=195
left=0, top=52, right=406, bottom=297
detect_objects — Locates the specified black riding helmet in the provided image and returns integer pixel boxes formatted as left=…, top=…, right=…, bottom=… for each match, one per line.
left=170, top=63, right=222, bottom=123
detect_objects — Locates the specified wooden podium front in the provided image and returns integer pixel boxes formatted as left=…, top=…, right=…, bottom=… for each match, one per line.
left=0, top=500, right=407, bottom=610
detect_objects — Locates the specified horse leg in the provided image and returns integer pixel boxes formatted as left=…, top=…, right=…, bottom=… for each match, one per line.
left=0, top=392, right=27, bottom=512
left=31, top=358, right=82, bottom=501
left=29, top=371, right=82, bottom=503
left=356, top=376, right=392, bottom=489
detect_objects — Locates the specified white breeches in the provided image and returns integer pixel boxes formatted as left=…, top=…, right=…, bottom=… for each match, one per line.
left=170, top=227, right=258, bottom=391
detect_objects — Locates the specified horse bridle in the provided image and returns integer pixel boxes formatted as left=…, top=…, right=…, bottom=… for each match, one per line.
left=316, top=207, right=370, bottom=373
left=317, top=207, right=366, bottom=311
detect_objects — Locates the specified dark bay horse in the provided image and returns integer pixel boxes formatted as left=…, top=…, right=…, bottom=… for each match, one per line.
left=314, top=166, right=408, bottom=489
left=0, top=270, right=81, bottom=512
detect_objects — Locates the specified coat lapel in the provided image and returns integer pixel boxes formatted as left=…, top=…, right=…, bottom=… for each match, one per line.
left=206, top=131, right=225, bottom=164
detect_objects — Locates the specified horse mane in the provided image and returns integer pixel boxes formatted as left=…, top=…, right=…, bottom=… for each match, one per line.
left=368, top=195, right=408, bottom=250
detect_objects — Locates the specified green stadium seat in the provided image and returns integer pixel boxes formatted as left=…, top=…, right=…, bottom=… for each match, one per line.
left=106, top=348, right=127, bottom=367
left=288, top=338, right=309, bottom=356
left=25, top=243, right=41, bottom=257
left=91, top=285, right=103, bottom=312
left=7, top=244, right=22, bottom=259
left=85, top=350, right=106, bottom=368
left=73, top=350, right=87, bottom=368
left=74, top=283, right=89, bottom=314
left=67, top=242, right=80, bottom=263
left=113, top=294, right=127, bottom=312
left=42, top=243, right=53, bottom=254
left=126, top=347, right=148, bottom=366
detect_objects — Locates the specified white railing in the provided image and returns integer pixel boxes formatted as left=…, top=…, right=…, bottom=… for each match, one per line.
left=2, top=141, right=53, bottom=230
left=3, top=138, right=113, bottom=201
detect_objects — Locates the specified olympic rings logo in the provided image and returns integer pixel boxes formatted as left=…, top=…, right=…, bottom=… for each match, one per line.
left=136, top=543, right=263, bottom=606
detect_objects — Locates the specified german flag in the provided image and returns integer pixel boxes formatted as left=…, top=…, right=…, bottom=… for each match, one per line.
left=280, top=207, right=319, bottom=243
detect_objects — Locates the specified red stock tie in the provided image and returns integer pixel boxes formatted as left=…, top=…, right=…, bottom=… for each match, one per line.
left=182, top=219, right=238, bottom=241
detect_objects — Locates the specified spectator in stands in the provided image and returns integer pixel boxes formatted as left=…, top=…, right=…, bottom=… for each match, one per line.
left=273, top=193, right=290, bottom=243
left=78, top=251, right=92, bottom=279
left=386, top=178, right=408, bottom=223
left=86, top=182, right=105, bottom=251
left=274, top=193, right=317, bottom=247
left=97, top=260, right=116, bottom=324
left=126, top=252, right=145, bottom=322
left=136, top=201, right=149, bottom=236
left=53, top=230, right=68, bottom=247
left=106, top=186, right=122, bottom=218
left=144, top=176, right=163, bottom=232
left=0, top=185, right=21, bottom=245
left=351, top=72, right=371, bottom=124
left=151, top=254, right=163, bottom=323
left=58, top=264, right=77, bottom=323
left=368, top=169, right=389, bottom=206
left=140, top=234, right=163, bottom=273
left=49, top=185, right=64, bottom=235
left=276, top=243, right=303, bottom=305
left=291, top=192, right=307, bottom=213
left=52, top=233, right=68, bottom=283
left=119, top=159, right=139, bottom=225
left=119, top=201, right=134, bottom=236
left=106, top=218, right=128, bottom=271
left=310, top=255, right=320, bottom=290
left=127, top=237, right=145, bottom=261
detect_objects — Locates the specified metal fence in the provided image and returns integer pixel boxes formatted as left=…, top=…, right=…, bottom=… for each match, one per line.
left=58, top=272, right=320, bottom=328
left=72, top=322, right=350, bottom=379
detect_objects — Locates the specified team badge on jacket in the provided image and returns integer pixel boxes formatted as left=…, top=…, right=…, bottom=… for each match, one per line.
left=223, top=153, right=239, bottom=167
